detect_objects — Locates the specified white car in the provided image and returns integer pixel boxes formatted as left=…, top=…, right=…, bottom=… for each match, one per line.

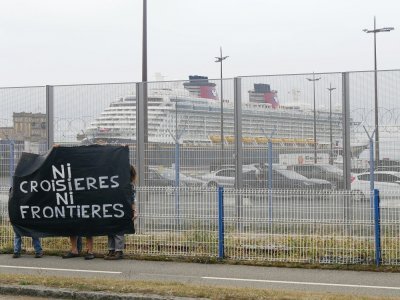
left=201, top=168, right=236, bottom=188
left=351, top=172, right=400, bottom=205
left=201, top=165, right=263, bottom=188
left=159, top=168, right=206, bottom=187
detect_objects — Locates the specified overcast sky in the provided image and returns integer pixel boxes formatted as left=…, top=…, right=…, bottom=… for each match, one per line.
left=1, top=0, right=399, bottom=87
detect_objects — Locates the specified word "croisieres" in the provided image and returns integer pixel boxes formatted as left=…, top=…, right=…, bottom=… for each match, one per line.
left=19, top=176, right=119, bottom=194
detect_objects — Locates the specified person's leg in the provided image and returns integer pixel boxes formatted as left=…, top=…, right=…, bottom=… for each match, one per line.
left=13, top=232, right=22, bottom=257
left=84, top=237, right=95, bottom=260
left=108, top=235, right=115, bottom=251
left=114, top=234, right=125, bottom=259
left=62, top=236, right=79, bottom=258
left=106, top=235, right=124, bottom=260
left=104, top=235, right=116, bottom=258
left=77, top=236, right=83, bottom=253
left=32, top=237, right=43, bottom=257
left=114, top=235, right=125, bottom=252
left=70, top=236, right=78, bottom=253
left=86, top=236, right=93, bottom=253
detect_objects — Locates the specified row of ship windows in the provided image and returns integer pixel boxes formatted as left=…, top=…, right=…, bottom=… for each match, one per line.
left=98, top=111, right=342, bottom=123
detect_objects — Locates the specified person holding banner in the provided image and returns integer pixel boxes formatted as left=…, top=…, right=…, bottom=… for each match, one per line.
left=9, top=186, right=43, bottom=259
left=104, top=165, right=137, bottom=260
left=12, top=229, right=43, bottom=258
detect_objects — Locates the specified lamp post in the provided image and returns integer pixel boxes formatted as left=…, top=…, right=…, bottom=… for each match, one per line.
left=327, top=84, right=336, bottom=165
left=363, top=16, right=394, bottom=167
left=306, top=73, right=321, bottom=164
left=142, top=0, right=147, bottom=82
left=215, top=47, right=229, bottom=163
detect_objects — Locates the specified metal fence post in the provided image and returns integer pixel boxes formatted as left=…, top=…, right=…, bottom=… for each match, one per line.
left=268, top=139, right=273, bottom=223
left=369, top=133, right=375, bottom=211
left=234, top=77, right=243, bottom=230
left=46, top=85, right=54, bottom=149
left=341, top=73, right=351, bottom=190
left=267, top=126, right=276, bottom=224
left=175, top=140, right=180, bottom=226
left=136, top=82, right=146, bottom=188
left=218, top=186, right=225, bottom=259
left=373, top=189, right=381, bottom=266
left=136, top=82, right=147, bottom=233
left=362, top=126, right=376, bottom=218
left=342, top=73, right=351, bottom=231
left=234, top=77, right=243, bottom=189
left=9, top=141, right=14, bottom=186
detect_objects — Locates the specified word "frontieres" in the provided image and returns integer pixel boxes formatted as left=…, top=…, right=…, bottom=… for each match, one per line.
left=20, top=204, right=125, bottom=219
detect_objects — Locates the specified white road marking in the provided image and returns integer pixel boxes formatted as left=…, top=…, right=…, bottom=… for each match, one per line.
left=202, top=276, right=400, bottom=290
left=0, top=265, right=121, bottom=274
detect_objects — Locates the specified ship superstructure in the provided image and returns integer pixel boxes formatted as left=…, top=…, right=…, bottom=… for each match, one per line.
left=83, top=77, right=343, bottom=146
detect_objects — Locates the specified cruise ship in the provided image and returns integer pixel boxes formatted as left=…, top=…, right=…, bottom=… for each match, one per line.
left=82, top=76, right=344, bottom=147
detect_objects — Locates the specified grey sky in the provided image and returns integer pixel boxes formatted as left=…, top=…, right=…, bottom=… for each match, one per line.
left=0, top=0, right=399, bottom=87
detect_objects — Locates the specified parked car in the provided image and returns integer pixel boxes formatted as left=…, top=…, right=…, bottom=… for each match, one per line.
left=376, top=159, right=400, bottom=172
left=147, top=167, right=205, bottom=188
left=287, top=164, right=344, bottom=189
left=146, top=168, right=174, bottom=186
left=159, top=168, right=206, bottom=187
left=202, top=165, right=334, bottom=190
left=373, top=171, right=400, bottom=184
left=201, top=165, right=261, bottom=188
left=201, top=168, right=236, bottom=188
left=351, top=172, right=400, bottom=202
left=258, top=166, right=334, bottom=190
left=375, top=166, right=400, bottom=172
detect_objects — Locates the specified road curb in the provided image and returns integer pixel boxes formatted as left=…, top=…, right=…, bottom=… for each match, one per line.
left=0, top=284, right=205, bottom=300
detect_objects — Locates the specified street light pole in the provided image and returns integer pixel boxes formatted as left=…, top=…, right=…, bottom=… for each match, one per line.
left=306, top=73, right=321, bottom=164
left=142, top=0, right=147, bottom=82
left=363, top=16, right=394, bottom=167
left=215, top=47, right=229, bottom=164
left=327, top=84, right=336, bottom=165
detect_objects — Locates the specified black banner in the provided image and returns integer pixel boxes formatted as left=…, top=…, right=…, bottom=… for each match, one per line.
left=9, top=145, right=134, bottom=237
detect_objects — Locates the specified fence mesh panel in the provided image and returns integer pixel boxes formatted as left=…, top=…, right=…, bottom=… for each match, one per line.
left=1, top=71, right=400, bottom=264
left=1, top=187, right=398, bottom=264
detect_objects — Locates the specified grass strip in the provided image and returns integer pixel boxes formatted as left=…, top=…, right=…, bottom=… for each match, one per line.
left=0, top=274, right=399, bottom=300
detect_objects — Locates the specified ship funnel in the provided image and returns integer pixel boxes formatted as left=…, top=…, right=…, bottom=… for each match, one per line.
left=183, top=75, right=218, bottom=100
left=249, top=83, right=279, bottom=108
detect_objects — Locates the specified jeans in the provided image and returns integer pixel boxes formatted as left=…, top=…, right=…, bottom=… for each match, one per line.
left=14, top=233, right=42, bottom=254
left=107, top=235, right=124, bottom=251
left=77, top=236, right=82, bottom=253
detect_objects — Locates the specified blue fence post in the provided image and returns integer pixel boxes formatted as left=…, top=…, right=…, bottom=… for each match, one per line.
left=218, top=186, right=224, bottom=260
left=373, top=189, right=381, bottom=266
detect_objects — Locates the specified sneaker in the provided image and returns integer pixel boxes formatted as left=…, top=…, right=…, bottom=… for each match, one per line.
left=105, top=251, right=123, bottom=260
left=84, top=252, right=95, bottom=260
left=12, top=253, right=20, bottom=258
left=62, top=252, right=79, bottom=259
left=104, top=250, right=115, bottom=259
left=34, top=252, right=43, bottom=258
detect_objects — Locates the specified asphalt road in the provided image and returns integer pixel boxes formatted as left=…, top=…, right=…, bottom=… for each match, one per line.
left=1, top=255, right=400, bottom=298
